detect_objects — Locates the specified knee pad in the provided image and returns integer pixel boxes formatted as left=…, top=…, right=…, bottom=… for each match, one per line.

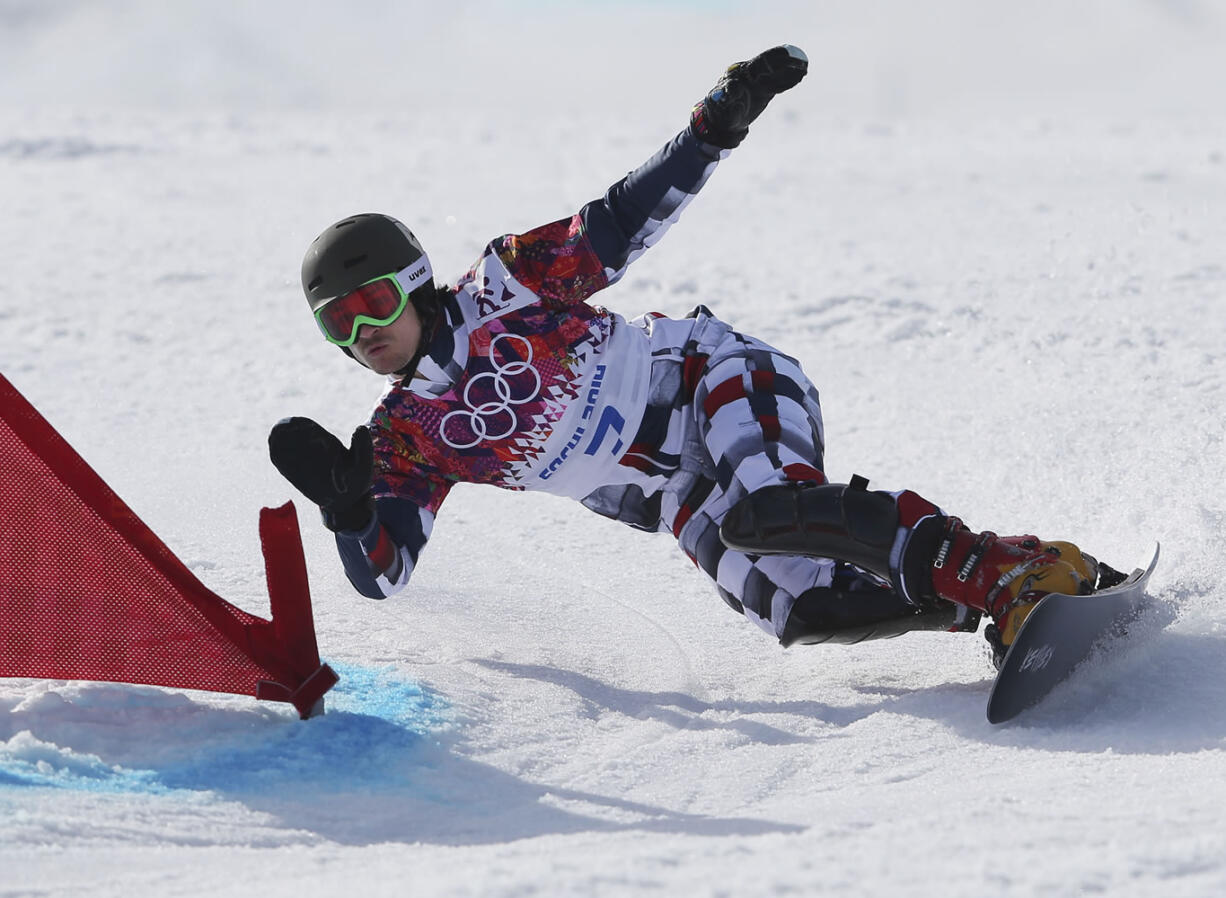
left=719, top=476, right=900, bottom=582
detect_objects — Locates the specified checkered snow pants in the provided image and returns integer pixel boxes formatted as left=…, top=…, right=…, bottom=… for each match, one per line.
left=581, top=308, right=890, bottom=640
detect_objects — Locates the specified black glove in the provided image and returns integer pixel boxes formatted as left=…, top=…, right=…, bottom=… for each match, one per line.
left=691, top=44, right=808, bottom=149
left=268, top=417, right=374, bottom=532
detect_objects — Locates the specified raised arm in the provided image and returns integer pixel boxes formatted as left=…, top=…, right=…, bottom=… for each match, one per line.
left=482, top=45, right=808, bottom=310
left=582, top=44, right=808, bottom=284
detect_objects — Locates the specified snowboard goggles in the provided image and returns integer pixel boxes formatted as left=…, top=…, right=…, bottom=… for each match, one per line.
left=314, top=258, right=433, bottom=347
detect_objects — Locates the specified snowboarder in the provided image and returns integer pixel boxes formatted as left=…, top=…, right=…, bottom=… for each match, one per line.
left=270, top=45, right=1109, bottom=667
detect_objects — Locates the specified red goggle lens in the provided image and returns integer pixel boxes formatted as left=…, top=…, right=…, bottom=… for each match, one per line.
left=316, top=278, right=407, bottom=345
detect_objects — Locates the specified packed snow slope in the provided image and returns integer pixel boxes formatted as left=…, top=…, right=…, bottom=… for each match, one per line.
left=2, top=2, right=1225, bottom=896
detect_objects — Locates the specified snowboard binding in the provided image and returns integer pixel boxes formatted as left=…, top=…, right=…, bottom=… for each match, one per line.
left=983, top=555, right=1131, bottom=669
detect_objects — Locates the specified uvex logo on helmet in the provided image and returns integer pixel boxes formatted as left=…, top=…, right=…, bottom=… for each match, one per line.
left=401, top=262, right=431, bottom=290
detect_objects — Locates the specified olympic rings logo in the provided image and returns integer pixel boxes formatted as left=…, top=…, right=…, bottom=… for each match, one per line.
left=440, top=333, right=541, bottom=449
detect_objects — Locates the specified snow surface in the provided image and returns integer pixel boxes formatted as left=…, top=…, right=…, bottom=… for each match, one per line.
left=2, top=1, right=1226, bottom=896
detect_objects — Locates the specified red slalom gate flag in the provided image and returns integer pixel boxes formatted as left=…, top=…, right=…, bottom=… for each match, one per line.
left=0, top=373, right=337, bottom=718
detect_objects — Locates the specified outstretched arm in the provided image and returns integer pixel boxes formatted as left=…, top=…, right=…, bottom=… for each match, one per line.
left=485, top=46, right=808, bottom=309
left=582, top=45, right=808, bottom=284
left=580, top=130, right=724, bottom=287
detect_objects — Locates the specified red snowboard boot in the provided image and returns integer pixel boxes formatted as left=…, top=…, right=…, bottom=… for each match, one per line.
left=928, top=521, right=1100, bottom=664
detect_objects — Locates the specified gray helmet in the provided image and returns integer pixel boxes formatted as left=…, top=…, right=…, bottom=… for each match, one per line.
left=301, top=213, right=439, bottom=372
left=301, top=212, right=430, bottom=312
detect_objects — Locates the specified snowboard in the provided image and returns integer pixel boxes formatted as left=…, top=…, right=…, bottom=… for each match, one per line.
left=986, top=545, right=1160, bottom=724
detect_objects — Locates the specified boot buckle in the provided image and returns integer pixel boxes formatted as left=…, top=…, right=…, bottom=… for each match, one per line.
left=956, top=532, right=996, bottom=582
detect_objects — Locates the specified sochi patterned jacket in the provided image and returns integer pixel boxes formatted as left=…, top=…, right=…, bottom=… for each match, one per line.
left=335, top=124, right=832, bottom=639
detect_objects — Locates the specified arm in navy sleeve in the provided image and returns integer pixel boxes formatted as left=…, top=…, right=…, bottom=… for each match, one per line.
left=334, top=494, right=436, bottom=599
left=580, top=126, right=727, bottom=283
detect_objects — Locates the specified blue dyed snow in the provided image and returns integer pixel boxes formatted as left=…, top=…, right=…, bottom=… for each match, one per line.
left=0, top=740, right=163, bottom=794
left=0, top=662, right=447, bottom=796
left=324, top=661, right=447, bottom=729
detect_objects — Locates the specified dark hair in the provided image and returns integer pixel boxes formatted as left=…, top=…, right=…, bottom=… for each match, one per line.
left=393, top=282, right=450, bottom=377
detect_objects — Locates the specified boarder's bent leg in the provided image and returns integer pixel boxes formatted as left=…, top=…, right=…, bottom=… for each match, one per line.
left=721, top=476, right=1105, bottom=663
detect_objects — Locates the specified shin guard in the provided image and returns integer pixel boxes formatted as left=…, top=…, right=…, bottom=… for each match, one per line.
left=780, top=581, right=970, bottom=647
left=719, top=476, right=947, bottom=604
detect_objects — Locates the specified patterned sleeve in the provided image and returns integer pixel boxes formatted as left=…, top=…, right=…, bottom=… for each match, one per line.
left=580, top=125, right=727, bottom=286
left=492, top=214, right=610, bottom=310
left=333, top=494, right=441, bottom=599
left=334, top=403, right=454, bottom=599
left=492, top=126, right=726, bottom=310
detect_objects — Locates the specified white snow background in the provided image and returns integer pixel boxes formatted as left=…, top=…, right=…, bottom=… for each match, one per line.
left=2, top=1, right=1225, bottom=895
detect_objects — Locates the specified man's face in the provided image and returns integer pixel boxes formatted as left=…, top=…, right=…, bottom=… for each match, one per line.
left=350, top=301, right=423, bottom=375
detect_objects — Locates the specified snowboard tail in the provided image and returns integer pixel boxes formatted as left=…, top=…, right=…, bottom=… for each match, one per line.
left=986, top=545, right=1160, bottom=724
